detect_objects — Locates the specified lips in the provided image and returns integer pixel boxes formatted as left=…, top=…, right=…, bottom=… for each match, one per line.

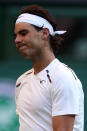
left=16, top=43, right=26, bottom=51
left=19, top=45, right=26, bottom=50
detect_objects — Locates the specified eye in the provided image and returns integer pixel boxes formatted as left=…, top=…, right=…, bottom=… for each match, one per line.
left=20, top=30, right=29, bottom=36
left=21, top=32, right=27, bottom=36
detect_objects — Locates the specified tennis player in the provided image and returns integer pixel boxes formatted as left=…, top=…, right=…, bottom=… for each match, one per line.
left=14, top=5, right=84, bottom=131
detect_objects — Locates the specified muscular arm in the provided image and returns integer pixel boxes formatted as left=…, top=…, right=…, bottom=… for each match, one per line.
left=52, top=115, right=75, bottom=131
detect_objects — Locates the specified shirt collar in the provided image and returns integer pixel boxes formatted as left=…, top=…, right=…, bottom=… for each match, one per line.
left=34, top=58, right=60, bottom=80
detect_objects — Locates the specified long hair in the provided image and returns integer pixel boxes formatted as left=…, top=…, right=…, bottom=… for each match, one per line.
left=20, top=4, right=64, bottom=53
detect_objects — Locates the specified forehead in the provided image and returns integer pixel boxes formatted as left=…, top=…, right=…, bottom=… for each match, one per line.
left=15, top=22, right=35, bottom=33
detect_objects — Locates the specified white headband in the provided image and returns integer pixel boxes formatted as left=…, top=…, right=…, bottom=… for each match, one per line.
left=16, top=13, right=66, bottom=36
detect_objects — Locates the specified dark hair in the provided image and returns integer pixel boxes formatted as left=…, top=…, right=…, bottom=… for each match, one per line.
left=20, top=5, right=64, bottom=53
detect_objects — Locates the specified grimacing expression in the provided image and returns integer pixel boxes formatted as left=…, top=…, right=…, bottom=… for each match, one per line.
left=14, top=22, right=44, bottom=59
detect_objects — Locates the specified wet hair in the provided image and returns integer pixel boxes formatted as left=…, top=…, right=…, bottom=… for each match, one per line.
left=20, top=4, right=64, bottom=53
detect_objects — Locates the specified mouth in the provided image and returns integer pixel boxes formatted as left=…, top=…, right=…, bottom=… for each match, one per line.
left=18, top=45, right=27, bottom=50
left=16, top=44, right=27, bottom=51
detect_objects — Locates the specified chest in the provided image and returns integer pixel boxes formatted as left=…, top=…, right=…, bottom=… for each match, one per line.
left=16, top=75, right=52, bottom=114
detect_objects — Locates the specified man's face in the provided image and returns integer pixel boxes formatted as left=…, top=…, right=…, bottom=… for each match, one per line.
left=14, top=22, right=44, bottom=59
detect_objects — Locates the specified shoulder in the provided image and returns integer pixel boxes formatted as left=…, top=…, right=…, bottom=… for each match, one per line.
left=53, top=59, right=78, bottom=81
left=15, top=68, right=33, bottom=102
left=51, top=59, right=81, bottom=91
left=16, top=68, right=33, bottom=84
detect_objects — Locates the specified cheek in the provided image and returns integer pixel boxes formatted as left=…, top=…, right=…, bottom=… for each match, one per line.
left=33, top=36, right=42, bottom=48
left=25, top=33, right=42, bottom=50
left=28, top=38, right=41, bottom=48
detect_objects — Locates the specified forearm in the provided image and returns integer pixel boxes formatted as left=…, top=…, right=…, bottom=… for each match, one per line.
left=53, top=127, right=73, bottom=131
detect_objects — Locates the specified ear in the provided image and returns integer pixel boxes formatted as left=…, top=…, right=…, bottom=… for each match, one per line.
left=41, top=28, right=50, bottom=40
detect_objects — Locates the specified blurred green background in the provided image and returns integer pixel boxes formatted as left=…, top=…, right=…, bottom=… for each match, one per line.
left=0, top=1, right=87, bottom=131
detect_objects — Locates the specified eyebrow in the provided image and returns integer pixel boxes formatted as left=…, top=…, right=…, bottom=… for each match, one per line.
left=14, top=29, right=29, bottom=36
left=19, top=29, right=29, bottom=34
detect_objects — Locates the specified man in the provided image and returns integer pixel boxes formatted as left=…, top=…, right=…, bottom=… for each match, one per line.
left=14, top=5, right=84, bottom=131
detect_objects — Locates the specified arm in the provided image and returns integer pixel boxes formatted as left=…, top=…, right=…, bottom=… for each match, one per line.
left=51, top=68, right=80, bottom=131
left=52, top=115, right=75, bottom=131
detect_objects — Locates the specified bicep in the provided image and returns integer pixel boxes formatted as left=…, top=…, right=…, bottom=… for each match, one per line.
left=52, top=115, right=75, bottom=131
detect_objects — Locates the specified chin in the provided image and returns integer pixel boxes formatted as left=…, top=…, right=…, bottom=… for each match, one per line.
left=22, top=54, right=32, bottom=60
left=22, top=55, right=31, bottom=59
left=20, top=51, right=35, bottom=60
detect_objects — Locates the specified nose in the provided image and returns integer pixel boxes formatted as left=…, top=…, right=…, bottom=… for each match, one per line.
left=15, top=34, right=22, bottom=45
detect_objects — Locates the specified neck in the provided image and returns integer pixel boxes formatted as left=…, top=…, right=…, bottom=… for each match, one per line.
left=31, top=50, right=55, bottom=74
